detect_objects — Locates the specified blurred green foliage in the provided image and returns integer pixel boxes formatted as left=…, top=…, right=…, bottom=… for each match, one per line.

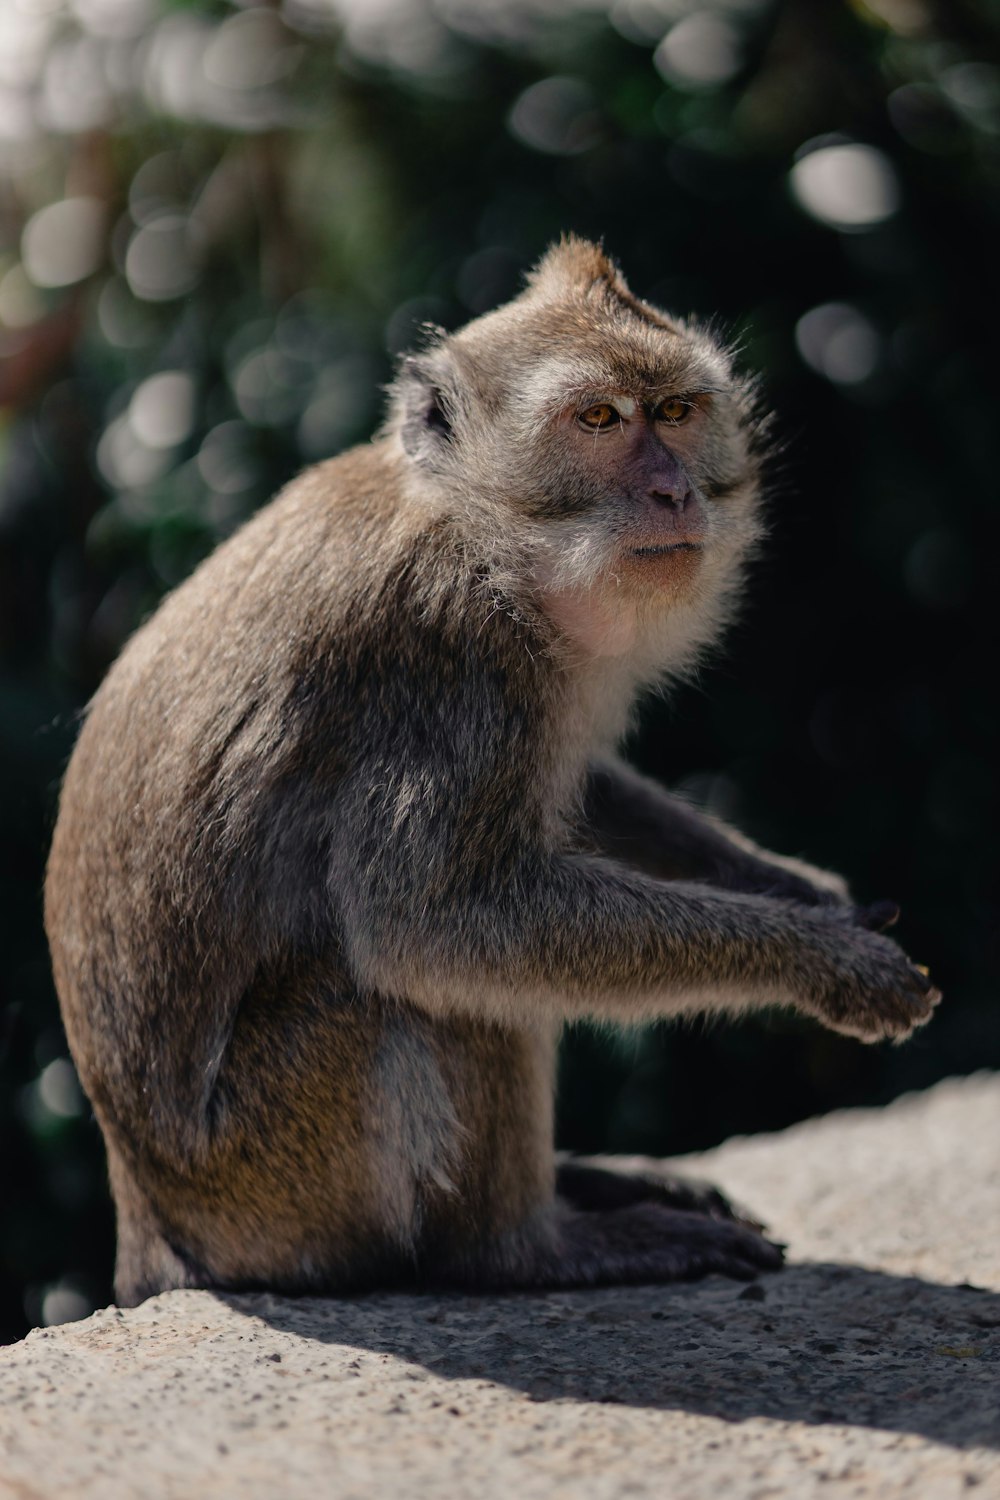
left=1, top=0, right=998, bottom=1343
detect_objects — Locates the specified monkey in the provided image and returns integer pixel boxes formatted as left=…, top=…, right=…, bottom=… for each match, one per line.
left=44, top=237, right=940, bottom=1306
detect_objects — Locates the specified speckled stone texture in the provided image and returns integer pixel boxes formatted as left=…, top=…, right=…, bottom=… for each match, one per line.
left=2, top=1073, right=997, bottom=1500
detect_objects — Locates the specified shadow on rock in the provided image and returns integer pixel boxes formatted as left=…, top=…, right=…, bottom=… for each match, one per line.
left=219, top=1262, right=1000, bottom=1451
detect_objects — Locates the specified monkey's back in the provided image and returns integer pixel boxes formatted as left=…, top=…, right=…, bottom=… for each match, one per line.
left=47, top=442, right=398, bottom=1094
left=46, top=441, right=557, bottom=1301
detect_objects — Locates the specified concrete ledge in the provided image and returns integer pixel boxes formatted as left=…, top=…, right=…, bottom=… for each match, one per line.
left=2, top=1073, right=998, bottom=1499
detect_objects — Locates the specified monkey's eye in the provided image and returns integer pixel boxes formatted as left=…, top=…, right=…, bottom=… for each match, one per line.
left=578, top=403, right=619, bottom=430
left=656, top=397, right=692, bottom=424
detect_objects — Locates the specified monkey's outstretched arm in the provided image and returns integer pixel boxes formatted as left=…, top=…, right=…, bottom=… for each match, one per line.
left=339, top=821, right=936, bottom=1042
left=584, top=757, right=849, bottom=905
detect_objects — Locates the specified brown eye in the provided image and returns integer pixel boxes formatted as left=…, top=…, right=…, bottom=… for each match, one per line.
left=578, top=403, right=619, bottom=430
left=657, top=397, right=691, bottom=424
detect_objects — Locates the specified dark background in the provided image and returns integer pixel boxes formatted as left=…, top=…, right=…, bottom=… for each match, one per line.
left=2, top=0, right=997, bottom=1343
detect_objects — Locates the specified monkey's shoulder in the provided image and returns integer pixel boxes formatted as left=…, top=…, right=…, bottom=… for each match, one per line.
left=78, top=438, right=549, bottom=799
left=127, top=436, right=538, bottom=657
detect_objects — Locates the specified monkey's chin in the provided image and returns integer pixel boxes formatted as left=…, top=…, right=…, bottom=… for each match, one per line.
left=618, top=541, right=705, bottom=594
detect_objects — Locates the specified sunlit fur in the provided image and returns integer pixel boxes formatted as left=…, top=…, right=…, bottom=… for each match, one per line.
left=45, top=237, right=937, bottom=1307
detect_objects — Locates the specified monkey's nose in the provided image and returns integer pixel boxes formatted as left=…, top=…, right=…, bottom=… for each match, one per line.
left=649, top=484, right=693, bottom=513
left=644, top=443, right=694, bottom=512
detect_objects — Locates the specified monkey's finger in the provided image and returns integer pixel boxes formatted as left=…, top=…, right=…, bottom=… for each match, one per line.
left=886, top=979, right=942, bottom=1044
left=854, top=899, right=901, bottom=932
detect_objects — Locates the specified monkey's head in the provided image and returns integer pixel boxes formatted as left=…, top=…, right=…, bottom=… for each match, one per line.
left=390, top=236, right=769, bottom=671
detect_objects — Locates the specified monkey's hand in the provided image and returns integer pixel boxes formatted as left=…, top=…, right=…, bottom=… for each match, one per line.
left=794, top=908, right=941, bottom=1043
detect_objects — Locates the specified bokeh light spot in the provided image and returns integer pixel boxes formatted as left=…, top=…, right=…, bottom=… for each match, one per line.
left=39, top=35, right=113, bottom=132
left=852, top=0, right=929, bottom=36
left=128, top=151, right=187, bottom=227
left=790, top=142, right=901, bottom=231
left=37, top=1058, right=83, bottom=1119
left=41, top=1282, right=92, bottom=1327
left=654, top=14, right=743, bottom=90
left=143, top=13, right=215, bottom=120
left=96, top=413, right=171, bottom=489
left=940, top=61, right=1000, bottom=114
left=0, top=263, right=46, bottom=327
left=197, top=421, right=258, bottom=495
left=0, top=6, right=52, bottom=90
left=124, top=214, right=198, bottom=302
left=21, top=196, right=104, bottom=288
left=129, top=371, right=196, bottom=450
left=795, top=302, right=880, bottom=384
left=231, top=346, right=305, bottom=425
left=508, top=76, right=602, bottom=156
left=298, top=356, right=378, bottom=459
left=337, top=0, right=455, bottom=80
left=888, top=83, right=961, bottom=154
left=73, top=0, right=156, bottom=41
left=96, top=277, right=157, bottom=349
left=203, top=10, right=301, bottom=91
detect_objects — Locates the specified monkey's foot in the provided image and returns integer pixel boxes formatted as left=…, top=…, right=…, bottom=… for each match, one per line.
left=547, top=1202, right=784, bottom=1287
left=555, top=1153, right=764, bottom=1231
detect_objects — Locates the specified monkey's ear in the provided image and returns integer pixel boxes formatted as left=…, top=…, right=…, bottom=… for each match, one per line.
left=395, top=353, right=458, bottom=466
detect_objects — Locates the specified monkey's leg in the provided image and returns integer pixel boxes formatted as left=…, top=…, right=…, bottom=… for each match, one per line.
left=555, top=1153, right=763, bottom=1229
left=107, top=1146, right=217, bottom=1305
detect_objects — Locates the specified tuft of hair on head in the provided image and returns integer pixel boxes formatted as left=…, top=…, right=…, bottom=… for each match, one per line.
left=524, top=234, right=621, bottom=298
left=523, top=234, right=675, bottom=333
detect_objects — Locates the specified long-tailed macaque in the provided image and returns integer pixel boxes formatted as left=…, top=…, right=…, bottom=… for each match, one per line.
left=45, top=238, right=939, bottom=1304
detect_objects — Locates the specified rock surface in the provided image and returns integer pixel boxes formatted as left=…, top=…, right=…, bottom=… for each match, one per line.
left=2, top=1073, right=997, bottom=1500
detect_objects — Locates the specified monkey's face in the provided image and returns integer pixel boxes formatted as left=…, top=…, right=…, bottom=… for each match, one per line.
left=518, top=355, right=743, bottom=587
left=391, top=237, right=767, bottom=662
left=510, top=348, right=765, bottom=663
left=558, top=391, right=711, bottom=587
left=493, top=325, right=763, bottom=640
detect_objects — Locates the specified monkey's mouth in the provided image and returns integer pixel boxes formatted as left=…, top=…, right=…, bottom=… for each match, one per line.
left=629, top=542, right=704, bottom=558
